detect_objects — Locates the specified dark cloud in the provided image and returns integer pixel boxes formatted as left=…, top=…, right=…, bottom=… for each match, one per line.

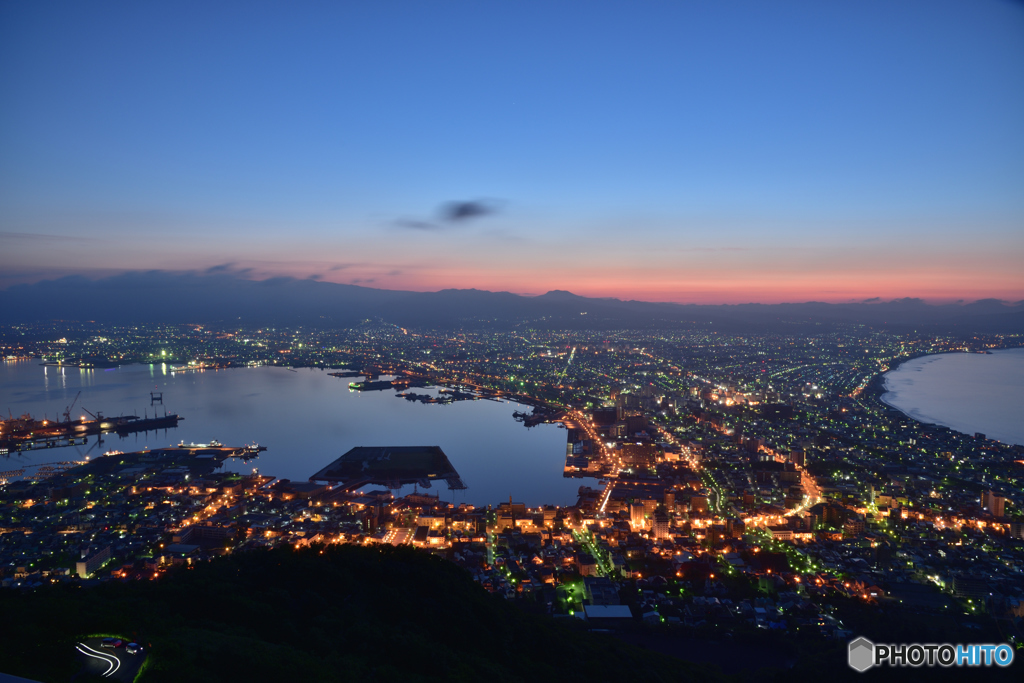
left=440, top=200, right=498, bottom=222
left=307, top=273, right=323, bottom=281
left=387, top=269, right=402, bottom=277
left=351, top=278, right=376, bottom=284
left=394, top=199, right=502, bottom=231
left=862, top=297, right=881, bottom=303
left=205, top=263, right=236, bottom=274
left=329, top=263, right=355, bottom=271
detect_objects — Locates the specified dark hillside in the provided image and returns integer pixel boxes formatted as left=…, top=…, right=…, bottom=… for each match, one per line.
left=0, top=544, right=720, bottom=683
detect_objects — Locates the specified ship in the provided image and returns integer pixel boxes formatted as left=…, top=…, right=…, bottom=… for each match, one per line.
left=349, top=380, right=398, bottom=391
left=70, top=409, right=183, bottom=435
left=1, top=404, right=183, bottom=452
left=169, top=361, right=235, bottom=372
left=512, top=407, right=562, bottom=427
left=163, top=441, right=266, bottom=458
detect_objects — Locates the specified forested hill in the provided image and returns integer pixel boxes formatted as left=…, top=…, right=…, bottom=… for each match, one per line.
left=0, top=544, right=719, bottom=683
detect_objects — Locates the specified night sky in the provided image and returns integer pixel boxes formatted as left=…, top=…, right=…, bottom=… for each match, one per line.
left=2, top=1, right=1022, bottom=303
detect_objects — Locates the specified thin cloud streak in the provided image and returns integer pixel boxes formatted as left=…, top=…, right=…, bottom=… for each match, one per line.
left=394, top=199, right=503, bottom=231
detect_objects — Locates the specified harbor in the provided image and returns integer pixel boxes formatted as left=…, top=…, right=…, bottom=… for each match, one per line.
left=1, top=406, right=182, bottom=453
left=0, top=362, right=581, bottom=506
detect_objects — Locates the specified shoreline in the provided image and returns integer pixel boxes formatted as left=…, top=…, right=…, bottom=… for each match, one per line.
left=877, top=348, right=1024, bottom=447
left=876, top=350, right=953, bottom=407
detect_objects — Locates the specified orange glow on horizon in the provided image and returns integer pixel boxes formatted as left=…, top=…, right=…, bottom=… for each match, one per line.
left=5, top=244, right=1022, bottom=305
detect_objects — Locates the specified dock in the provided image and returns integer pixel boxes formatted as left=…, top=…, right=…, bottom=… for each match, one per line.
left=309, top=446, right=466, bottom=491
left=1, top=411, right=183, bottom=452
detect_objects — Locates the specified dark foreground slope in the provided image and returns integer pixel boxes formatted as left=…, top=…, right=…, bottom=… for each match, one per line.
left=0, top=544, right=720, bottom=683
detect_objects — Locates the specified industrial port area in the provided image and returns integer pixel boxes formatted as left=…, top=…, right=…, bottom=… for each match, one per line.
left=1, top=320, right=1023, bottom=674
left=1, top=399, right=181, bottom=454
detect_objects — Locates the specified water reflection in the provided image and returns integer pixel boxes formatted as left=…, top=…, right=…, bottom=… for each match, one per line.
left=1, top=362, right=586, bottom=506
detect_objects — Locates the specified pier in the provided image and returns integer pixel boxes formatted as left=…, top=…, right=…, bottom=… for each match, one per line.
left=310, top=446, right=467, bottom=491
left=0, top=411, right=183, bottom=453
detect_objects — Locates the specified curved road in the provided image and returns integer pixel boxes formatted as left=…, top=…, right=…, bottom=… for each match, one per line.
left=76, top=642, right=121, bottom=678
left=75, top=638, right=145, bottom=681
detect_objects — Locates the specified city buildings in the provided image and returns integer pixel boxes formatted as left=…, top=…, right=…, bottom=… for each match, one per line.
left=2, top=321, right=1022, bottom=644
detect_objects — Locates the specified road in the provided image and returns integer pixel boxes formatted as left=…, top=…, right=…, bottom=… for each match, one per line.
left=572, top=528, right=612, bottom=577
left=75, top=637, right=146, bottom=681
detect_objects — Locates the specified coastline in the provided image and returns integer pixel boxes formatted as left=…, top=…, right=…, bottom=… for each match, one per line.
left=876, top=350, right=950, bottom=408
left=877, top=348, right=1024, bottom=446
left=863, top=350, right=935, bottom=408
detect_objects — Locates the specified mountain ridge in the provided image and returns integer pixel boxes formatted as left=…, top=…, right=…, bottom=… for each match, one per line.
left=2, top=271, right=1022, bottom=332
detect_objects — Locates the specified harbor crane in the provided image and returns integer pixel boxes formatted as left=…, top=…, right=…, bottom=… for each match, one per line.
left=63, top=391, right=81, bottom=425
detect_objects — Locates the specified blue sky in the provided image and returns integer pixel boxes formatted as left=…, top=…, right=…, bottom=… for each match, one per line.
left=2, top=0, right=1022, bottom=302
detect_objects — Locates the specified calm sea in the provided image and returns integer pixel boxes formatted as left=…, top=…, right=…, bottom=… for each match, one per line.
left=881, top=348, right=1024, bottom=447
left=0, top=361, right=586, bottom=506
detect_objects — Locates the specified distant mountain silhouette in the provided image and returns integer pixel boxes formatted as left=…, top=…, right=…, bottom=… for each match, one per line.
left=2, top=271, right=1022, bottom=332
